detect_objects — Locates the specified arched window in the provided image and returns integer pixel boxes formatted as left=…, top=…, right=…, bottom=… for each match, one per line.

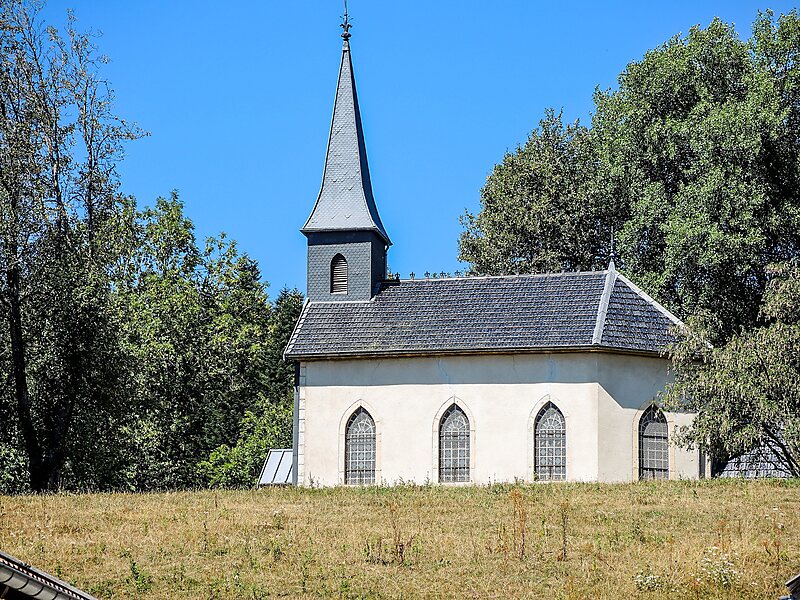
left=439, top=405, right=470, bottom=483
left=331, top=254, right=348, bottom=294
left=345, top=408, right=375, bottom=484
left=534, top=402, right=566, bottom=481
left=639, top=406, right=668, bottom=480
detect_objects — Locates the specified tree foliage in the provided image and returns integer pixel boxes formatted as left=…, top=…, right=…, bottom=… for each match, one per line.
left=0, top=2, right=300, bottom=493
left=0, top=0, right=141, bottom=491
left=459, top=110, right=609, bottom=275
left=110, top=195, right=273, bottom=489
left=461, top=11, right=800, bottom=471
left=198, top=287, right=303, bottom=488
left=664, top=262, right=800, bottom=476
left=461, top=11, right=800, bottom=342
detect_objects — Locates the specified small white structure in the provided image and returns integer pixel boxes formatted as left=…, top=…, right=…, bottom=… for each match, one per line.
left=284, top=22, right=701, bottom=487
left=258, top=448, right=293, bottom=486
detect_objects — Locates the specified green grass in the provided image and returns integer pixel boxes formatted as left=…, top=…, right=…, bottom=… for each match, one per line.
left=1, top=480, right=799, bottom=599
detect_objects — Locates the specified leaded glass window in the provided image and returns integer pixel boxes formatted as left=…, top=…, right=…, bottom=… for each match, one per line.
left=345, top=408, right=375, bottom=484
left=439, top=405, right=470, bottom=483
left=639, top=406, right=668, bottom=480
left=534, top=402, right=566, bottom=481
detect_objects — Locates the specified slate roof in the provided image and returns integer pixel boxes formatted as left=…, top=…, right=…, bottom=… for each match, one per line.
left=285, top=263, right=683, bottom=360
left=301, top=37, right=390, bottom=245
left=600, top=278, right=679, bottom=353
left=717, top=444, right=792, bottom=478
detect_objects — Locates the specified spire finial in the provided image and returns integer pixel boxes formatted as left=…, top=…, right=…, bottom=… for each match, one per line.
left=609, top=228, right=617, bottom=271
left=341, top=0, right=352, bottom=40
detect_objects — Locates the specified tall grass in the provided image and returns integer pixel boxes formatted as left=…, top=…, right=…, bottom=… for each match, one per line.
left=1, top=480, right=798, bottom=599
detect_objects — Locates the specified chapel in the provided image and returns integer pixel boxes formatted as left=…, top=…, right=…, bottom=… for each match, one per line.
left=283, top=18, right=703, bottom=486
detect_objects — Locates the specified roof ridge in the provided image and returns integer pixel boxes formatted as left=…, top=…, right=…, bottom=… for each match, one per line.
left=394, top=270, right=609, bottom=284
left=592, top=263, right=616, bottom=344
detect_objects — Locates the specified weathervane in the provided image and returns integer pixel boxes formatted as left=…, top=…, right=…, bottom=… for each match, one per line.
left=341, top=0, right=352, bottom=40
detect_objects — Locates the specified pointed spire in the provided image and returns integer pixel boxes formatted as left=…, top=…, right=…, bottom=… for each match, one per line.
left=302, top=9, right=391, bottom=245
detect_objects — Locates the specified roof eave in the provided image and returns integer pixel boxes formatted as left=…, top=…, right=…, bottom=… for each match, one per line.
left=300, top=225, right=391, bottom=246
left=284, top=344, right=670, bottom=362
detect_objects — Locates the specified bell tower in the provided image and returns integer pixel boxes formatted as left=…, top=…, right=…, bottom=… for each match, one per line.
left=301, top=11, right=390, bottom=302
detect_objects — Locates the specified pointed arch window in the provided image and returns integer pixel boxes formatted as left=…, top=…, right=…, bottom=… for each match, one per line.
left=534, top=402, right=566, bottom=481
left=439, top=405, right=470, bottom=483
left=331, top=254, right=348, bottom=294
left=345, top=408, right=375, bottom=484
left=639, top=406, right=668, bottom=480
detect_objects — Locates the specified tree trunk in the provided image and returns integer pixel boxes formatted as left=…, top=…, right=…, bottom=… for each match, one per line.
left=6, top=252, right=48, bottom=492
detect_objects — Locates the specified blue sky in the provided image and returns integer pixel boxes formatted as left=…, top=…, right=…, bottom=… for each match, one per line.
left=41, top=1, right=799, bottom=295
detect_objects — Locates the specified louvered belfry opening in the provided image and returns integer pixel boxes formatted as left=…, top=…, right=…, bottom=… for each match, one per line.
left=331, top=254, right=348, bottom=294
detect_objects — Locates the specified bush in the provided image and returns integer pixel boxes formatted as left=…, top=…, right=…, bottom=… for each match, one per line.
left=0, top=443, right=30, bottom=495
left=198, top=398, right=292, bottom=488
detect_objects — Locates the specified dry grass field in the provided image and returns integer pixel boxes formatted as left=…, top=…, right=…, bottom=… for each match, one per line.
left=1, top=480, right=799, bottom=599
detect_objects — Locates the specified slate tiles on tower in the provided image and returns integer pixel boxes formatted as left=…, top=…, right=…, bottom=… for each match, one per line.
left=301, top=38, right=390, bottom=244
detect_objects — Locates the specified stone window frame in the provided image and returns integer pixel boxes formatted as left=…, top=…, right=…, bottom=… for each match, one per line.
left=338, top=400, right=381, bottom=485
left=432, top=398, right=475, bottom=485
left=533, top=401, right=567, bottom=481
left=631, top=402, right=674, bottom=481
left=527, top=394, right=570, bottom=483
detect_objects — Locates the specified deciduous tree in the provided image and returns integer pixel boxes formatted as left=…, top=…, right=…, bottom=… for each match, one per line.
left=460, top=12, right=800, bottom=342
left=664, top=262, right=800, bottom=476
left=0, top=0, right=140, bottom=491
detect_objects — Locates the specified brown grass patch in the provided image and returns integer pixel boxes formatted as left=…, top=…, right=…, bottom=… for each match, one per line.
left=1, top=479, right=799, bottom=598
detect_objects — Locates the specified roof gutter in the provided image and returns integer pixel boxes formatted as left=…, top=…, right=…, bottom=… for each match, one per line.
left=285, top=344, right=668, bottom=362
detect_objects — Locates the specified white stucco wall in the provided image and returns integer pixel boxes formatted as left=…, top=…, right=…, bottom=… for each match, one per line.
left=296, top=352, right=700, bottom=486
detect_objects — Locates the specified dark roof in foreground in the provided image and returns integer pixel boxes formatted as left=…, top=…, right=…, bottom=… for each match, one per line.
left=285, top=264, right=683, bottom=360
left=0, top=549, right=97, bottom=600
